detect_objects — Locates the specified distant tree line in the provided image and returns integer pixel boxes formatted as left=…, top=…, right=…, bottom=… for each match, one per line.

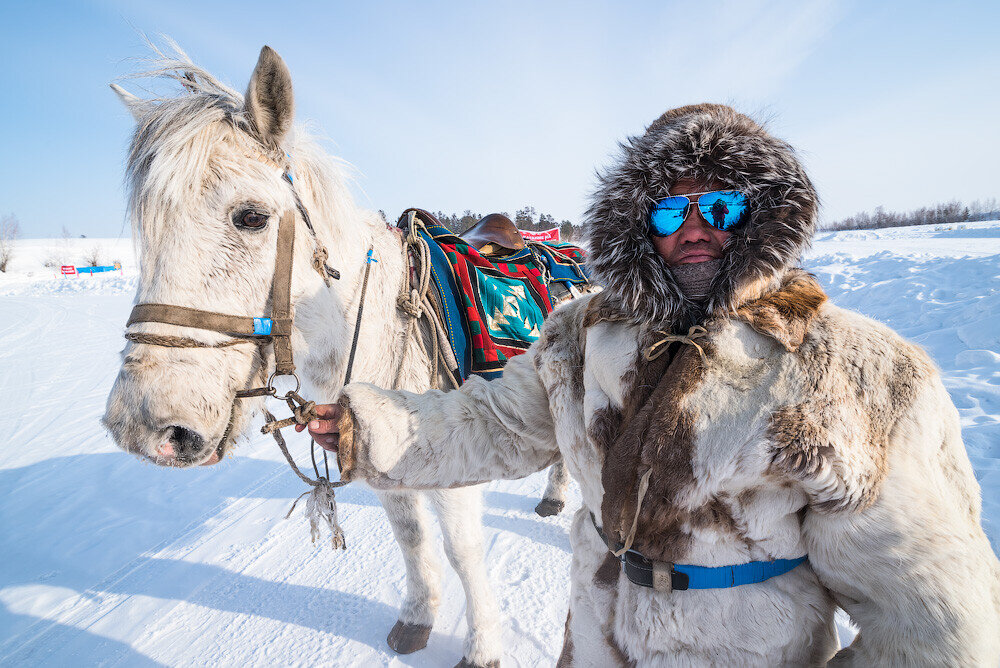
left=824, top=198, right=999, bottom=232
left=429, top=207, right=583, bottom=242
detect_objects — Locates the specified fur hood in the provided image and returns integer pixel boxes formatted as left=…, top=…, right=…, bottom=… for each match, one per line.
left=584, top=103, right=818, bottom=330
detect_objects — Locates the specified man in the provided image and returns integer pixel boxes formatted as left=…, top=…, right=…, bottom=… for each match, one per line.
left=301, top=104, right=1000, bottom=666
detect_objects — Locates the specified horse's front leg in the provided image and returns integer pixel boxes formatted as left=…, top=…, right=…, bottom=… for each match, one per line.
left=535, top=458, right=569, bottom=517
left=429, top=486, right=501, bottom=668
left=376, top=489, right=443, bottom=654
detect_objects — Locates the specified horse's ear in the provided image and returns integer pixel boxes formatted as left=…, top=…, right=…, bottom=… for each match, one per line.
left=110, top=83, right=151, bottom=122
left=244, top=45, right=294, bottom=149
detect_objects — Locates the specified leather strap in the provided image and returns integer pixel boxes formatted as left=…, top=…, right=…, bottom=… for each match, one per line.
left=590, top=512, right=806, bottom=592
left=126, top=210, right=298, bottom=373
left=591, top=512, right=688, bottom=592
left=127, top=303, right=291, bottom=337
left=270, top=210, right=296, bottom=375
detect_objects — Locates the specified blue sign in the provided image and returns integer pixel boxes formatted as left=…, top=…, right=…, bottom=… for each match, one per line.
left=76, top=265, right=118, bottom=274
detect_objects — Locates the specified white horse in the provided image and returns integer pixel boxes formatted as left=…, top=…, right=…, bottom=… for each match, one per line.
left=103, top=44, right=571, bottom=667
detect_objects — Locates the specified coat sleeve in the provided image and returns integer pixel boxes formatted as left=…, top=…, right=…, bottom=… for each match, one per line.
left=791, top=372, right=1000, bottom=666
left=335, top=322, right=564, bottom=490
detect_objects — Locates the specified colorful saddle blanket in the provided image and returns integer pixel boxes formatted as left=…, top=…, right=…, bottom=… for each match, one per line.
left=403, top=210, right=591, bottom=382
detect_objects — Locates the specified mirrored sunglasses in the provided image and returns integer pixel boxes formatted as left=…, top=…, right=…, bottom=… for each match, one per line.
left=649, top=190, right=749, bottom=237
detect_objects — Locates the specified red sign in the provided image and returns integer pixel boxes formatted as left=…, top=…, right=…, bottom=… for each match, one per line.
left=520, top=227, right=560, bottom=242
left=61, top=265, right=76, bottom=275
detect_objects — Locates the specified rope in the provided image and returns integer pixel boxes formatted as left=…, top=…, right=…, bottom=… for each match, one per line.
left=645, top=325, right=709, bottom=362
left=263, top=407, right=347, bottom=550
left=396, top=216, right=460, bottom=391
left=613, top=468, right=652, bottom=557
left=311, top=246, right=334, bottom=287
left=260, top=390, right=319, bottom=433
left=125, top=331, right=257, bottom=349
left=263, top=408, right=343, bottom=488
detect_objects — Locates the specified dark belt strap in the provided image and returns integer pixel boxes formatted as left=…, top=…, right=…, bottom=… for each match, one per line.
left=591, top=512, right=689, bottom=592
left=590, top=512, right=807, bottom=592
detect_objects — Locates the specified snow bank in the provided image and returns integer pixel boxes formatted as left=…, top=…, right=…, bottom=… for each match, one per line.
left=0, top=238, right=137, bottom=296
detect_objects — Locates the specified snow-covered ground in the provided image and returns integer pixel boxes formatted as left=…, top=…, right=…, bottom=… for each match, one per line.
left=1, top=221, right=997, bottom=666
left=0, top=237, right=136, bottom=295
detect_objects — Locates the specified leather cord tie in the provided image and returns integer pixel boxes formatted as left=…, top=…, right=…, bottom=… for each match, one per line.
left=645, top=325, right=709, bottom=362
left=312, top=246, right=336, bottom=287
left=260, top=391, right=320, bottom=434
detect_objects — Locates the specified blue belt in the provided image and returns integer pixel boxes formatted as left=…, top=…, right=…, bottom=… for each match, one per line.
left=591, top=512, right=807, bottom=591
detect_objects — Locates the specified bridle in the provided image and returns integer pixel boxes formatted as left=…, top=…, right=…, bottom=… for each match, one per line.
left=124, top=162, right=345, bottom=465
left=120, top=161, right=449, bottom=550
left=123, top=157, right=385, bottom=551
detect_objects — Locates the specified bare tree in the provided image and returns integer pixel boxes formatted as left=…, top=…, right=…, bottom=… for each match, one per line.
left=0, top=213, right=20, bottom=272
left=84, top=244, right=105, bottom=267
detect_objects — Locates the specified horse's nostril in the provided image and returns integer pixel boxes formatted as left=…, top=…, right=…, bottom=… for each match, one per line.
left=166, top=425, right=206, bottom=460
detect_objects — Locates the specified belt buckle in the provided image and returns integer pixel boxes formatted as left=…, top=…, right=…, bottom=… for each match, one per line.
left=621, top=551, right=690, bottom=592
left=648, top=558, right=690, bottom=592
left=652, top=561, right=674, bottom=593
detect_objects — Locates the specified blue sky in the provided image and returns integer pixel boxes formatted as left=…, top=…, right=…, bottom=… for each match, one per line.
left=2, top=0, right=998, bottom=238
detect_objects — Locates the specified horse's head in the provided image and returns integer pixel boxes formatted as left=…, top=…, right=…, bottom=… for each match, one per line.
left=104, top=45, right=341, bottom=467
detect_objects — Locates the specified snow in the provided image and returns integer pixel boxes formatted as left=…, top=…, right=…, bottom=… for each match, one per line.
left=0, top=238, right=137, bottom=299
left=2, top=221, right=998, bottom=665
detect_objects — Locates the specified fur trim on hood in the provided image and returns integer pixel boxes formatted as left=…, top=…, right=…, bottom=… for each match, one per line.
left=585, top=103, right=818, bottom=330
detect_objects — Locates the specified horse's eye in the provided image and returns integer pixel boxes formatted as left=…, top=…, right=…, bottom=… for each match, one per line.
left=234, top=209, right=269, bottom=230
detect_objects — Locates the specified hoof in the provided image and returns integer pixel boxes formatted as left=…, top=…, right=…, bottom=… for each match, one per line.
left=387, top=620, right=432, bottom=655
left=454, top=659, right=500, bottom=668
left=535, top=497, right=564, bottom=517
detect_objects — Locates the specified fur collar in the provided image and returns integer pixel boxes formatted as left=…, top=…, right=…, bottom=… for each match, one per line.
left=584, top=104, right=818, bottom=331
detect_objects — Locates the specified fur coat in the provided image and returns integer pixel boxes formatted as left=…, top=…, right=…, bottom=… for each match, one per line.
left=337, top=105, right=1000, bottom=666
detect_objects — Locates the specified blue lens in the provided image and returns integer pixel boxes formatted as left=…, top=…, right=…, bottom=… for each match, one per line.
left=697, top=191, right=748, bottom=230
left=649, top=196, right=689, bottom=237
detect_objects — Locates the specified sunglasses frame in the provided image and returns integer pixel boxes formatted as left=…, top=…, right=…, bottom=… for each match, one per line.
left=649, top=190, right=749, bottom=237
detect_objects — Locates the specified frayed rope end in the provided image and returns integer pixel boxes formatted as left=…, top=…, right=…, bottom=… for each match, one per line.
left=286, top=479, right=347, bottom=551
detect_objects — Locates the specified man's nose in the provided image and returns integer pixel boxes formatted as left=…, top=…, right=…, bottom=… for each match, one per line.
left=676, top=207, right=713, bottom=243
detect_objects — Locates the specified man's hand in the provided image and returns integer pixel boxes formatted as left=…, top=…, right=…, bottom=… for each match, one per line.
left=294, top=403, right=344, bottom=452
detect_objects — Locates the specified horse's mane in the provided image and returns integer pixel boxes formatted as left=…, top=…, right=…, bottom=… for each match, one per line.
left=119, top=40, right=367, bottom=250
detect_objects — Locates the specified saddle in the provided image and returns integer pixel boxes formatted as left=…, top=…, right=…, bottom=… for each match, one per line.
left=398, top=208, right=592, bottom=382
left=460, top=213, right=526, bottom=255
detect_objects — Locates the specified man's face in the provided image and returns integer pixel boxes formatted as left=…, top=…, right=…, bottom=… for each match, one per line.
left=651, top=177, right=732, bottom=266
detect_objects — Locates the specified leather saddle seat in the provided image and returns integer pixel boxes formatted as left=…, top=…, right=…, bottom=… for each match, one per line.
left=460, top=213, right=526, bottom=255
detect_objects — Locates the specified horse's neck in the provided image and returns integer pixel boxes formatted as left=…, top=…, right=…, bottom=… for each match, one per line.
left=299, top=216, right=433, bottom=400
